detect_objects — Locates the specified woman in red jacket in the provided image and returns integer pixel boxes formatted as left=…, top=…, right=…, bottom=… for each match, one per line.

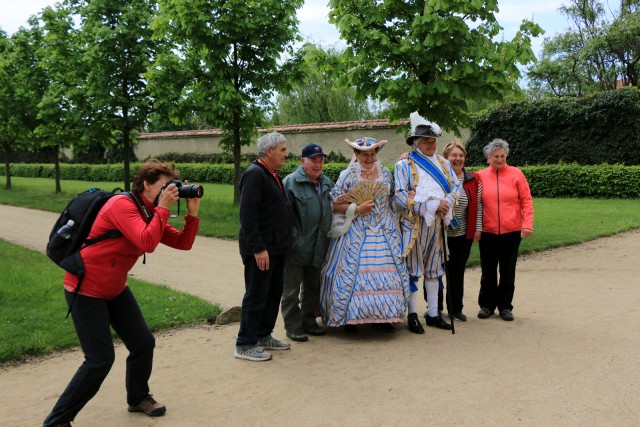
left=44, top=161, right=200, bottom=427
left=476, top=139, right=533, bottom=322
left=438, top=141, right=482, bottom=322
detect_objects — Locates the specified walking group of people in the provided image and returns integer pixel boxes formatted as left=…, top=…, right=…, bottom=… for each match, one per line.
left=43, top=112, right=533, bottom=426
left=235, top=111, right=535, bottom=363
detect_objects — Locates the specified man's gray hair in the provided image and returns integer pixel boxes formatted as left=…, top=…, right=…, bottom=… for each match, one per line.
left=257, top=132, right=287, bottom=157
left=483, top=138, right=510, bottom=158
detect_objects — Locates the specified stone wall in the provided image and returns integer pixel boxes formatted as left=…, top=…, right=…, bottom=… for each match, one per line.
left=136, top=120, right=470, bottom=165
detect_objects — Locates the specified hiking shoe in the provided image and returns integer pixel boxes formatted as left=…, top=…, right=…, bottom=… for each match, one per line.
left=257, top=335, right=290, bottom=350
left=234, top=345, right=272, bottom=361
left=128, top=394, right=166, bottom=417
left=303, top=323, right=326, bottom=336
left=477, top=308, right=494, bottom=319
left=452, top=312, right=467, bottom=322
left=500, top=309, right=515, bottom=321
left=286, top=327, right=309, bottom=342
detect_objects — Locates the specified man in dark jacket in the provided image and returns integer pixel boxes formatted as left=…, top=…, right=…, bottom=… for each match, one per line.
left=281, top=144, right=334, bottom=342
left=235, top=132, right=294, bottom=362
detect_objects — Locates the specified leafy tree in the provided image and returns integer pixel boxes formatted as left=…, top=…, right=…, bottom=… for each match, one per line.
left=35, top=4, right=86, bottom=193
left=73, top=0, right=161, bottom=190
left=0, top=26, right=47, bottom=190
left=272, top=43, right=383, bottom=125
left=151, top=0, right=304, bottom=204
left=527, top=0, right=639, bottom=98
left=327, top=0, right=543, bottom=132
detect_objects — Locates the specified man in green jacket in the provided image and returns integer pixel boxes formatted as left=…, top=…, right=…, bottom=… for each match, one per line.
left=281, top=144, right=334, bottom=342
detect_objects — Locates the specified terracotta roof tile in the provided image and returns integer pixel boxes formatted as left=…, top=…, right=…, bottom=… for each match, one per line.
left=137, top=119, right=410, bottom=140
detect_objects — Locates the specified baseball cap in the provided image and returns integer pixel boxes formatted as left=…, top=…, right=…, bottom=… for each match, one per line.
left=301, top=144, right=327, bottom=158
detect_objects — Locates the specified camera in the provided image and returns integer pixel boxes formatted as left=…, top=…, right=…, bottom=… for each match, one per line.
left=165, top=179, right=204, bottom=198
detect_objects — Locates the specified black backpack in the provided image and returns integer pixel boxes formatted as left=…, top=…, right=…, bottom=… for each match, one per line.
left=46, top=188, right=151, bottom=316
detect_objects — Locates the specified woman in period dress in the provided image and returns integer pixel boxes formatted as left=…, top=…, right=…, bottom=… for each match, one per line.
left=320, top=137, right=409, bottom=333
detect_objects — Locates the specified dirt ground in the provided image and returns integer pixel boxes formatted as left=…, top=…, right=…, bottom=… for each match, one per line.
left=1, top=204, right=639, bottom=426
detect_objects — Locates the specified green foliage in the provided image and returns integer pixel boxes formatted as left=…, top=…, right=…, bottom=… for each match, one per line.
left=0, top=238, right=219, bottom=363
left=466, top=87, right=640, bottom=166
left=151, top=0, right=305, bottom=203
left=527, top=0, right=640, bottom=97
left=7, top=161, right=640, bottom=199
left=327, top=0, right=543, bottom=131
left=272, top=43, right=383, bottom=125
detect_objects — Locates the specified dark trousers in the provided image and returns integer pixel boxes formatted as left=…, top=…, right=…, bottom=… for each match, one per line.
left=43, top=287, right=155, bottom=427
left=236, top=253, right=286, bottom=347
left=438, top=235, right=473, bottom=314
left=478, top=231, right=522, bottom=312
left=281, top=262, right=321, bottom=332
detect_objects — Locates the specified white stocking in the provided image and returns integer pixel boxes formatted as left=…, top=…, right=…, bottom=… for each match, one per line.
left=408, top=291, right=420, bottom=314
left=425, top=280, right=439, bottom=317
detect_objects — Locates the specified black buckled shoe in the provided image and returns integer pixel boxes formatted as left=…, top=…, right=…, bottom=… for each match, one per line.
left=425, top=314, right=453, bottom=330
left=407, top=313, right=425, bottom=334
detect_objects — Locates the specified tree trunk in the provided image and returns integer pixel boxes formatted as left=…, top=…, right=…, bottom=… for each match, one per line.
left=232, top=113, right=242, bottom=206
left=3, top=144, right=12, bottom=190
left=54, top=144, right=61, bottom=194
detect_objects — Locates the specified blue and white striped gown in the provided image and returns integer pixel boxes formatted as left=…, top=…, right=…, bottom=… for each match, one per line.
left=321, top=163, right=409, bottom=326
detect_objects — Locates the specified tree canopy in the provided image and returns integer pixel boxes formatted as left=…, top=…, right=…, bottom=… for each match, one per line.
left=527, top=0, right=639, bottom=98
left=272, top=43, right=383, bottom=125
left=151, top=0, right=304, bottom=203
left=327, top=0, right=543, bottom=132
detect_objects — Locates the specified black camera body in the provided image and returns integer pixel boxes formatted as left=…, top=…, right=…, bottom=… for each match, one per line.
left=165, top=179, right=204, bottom=198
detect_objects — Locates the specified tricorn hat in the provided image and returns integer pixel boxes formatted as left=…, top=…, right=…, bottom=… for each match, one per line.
left=406, top=112, right=442, bottom=145
left=344, top=136, right=388, bottom=152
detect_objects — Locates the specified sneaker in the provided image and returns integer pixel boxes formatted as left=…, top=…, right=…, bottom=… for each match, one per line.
left=257, top=335, right=290, bottom=350
left=286, top=327, right=309, bottom=342
left=128, top=394, right=166, bottom=417
left=477, top=308, right=494, bottom=319
left=234, top=345, right=272, bottom=361
left=500, top=309, right=515, bottom=321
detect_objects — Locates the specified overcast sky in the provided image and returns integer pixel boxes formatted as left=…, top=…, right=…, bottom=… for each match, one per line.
left=1, top=0, right=572, bottom=57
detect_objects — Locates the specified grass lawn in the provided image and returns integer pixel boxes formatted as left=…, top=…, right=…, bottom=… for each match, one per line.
left=0, top=177, right=239, bottom=239
left=0, top=239, right=220, bottom=364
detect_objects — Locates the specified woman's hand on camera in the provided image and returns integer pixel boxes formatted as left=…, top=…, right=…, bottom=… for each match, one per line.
left=184, top=181, right=201, bottom=216
left=158, top=182, right=179, bottom=210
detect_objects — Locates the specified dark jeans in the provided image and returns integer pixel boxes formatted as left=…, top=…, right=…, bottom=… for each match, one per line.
left=43, top=287, right=155, bottom=427
left=438, top=235, right=473, bottom=314
left=478, top=231, right=522, bottom=312
left=236, top=253, right=286, bottom=347
left=281, top=262, right=321, bottom=332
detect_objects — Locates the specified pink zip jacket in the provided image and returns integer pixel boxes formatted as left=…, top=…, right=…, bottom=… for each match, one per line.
left=477, top=164, right=533, bottom=235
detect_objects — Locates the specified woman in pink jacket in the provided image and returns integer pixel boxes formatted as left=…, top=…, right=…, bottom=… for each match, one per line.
left=476, top=139, right=533, bottom=321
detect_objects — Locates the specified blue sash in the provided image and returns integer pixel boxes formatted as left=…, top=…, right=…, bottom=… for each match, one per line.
left=408, top=151, right=452, bottom=193
left=408, top=151, right=460, bottom=231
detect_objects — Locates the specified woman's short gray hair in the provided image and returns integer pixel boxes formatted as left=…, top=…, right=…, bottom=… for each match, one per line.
left=257, top=132, right=287, bottom=157
left=483, top=138, right=510, bottom=158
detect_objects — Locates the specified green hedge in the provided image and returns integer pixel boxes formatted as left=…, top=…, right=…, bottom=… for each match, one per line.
left=466, top=87, right=640, bottom=166
left=3, top=162, right=640, bottom=198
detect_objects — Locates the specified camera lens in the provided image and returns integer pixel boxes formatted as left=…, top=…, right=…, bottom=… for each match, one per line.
left=178, top=184, right=204, bottom=198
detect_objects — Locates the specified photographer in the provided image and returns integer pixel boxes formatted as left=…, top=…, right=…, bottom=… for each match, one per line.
left=44, top=160, right=201, bottom=427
